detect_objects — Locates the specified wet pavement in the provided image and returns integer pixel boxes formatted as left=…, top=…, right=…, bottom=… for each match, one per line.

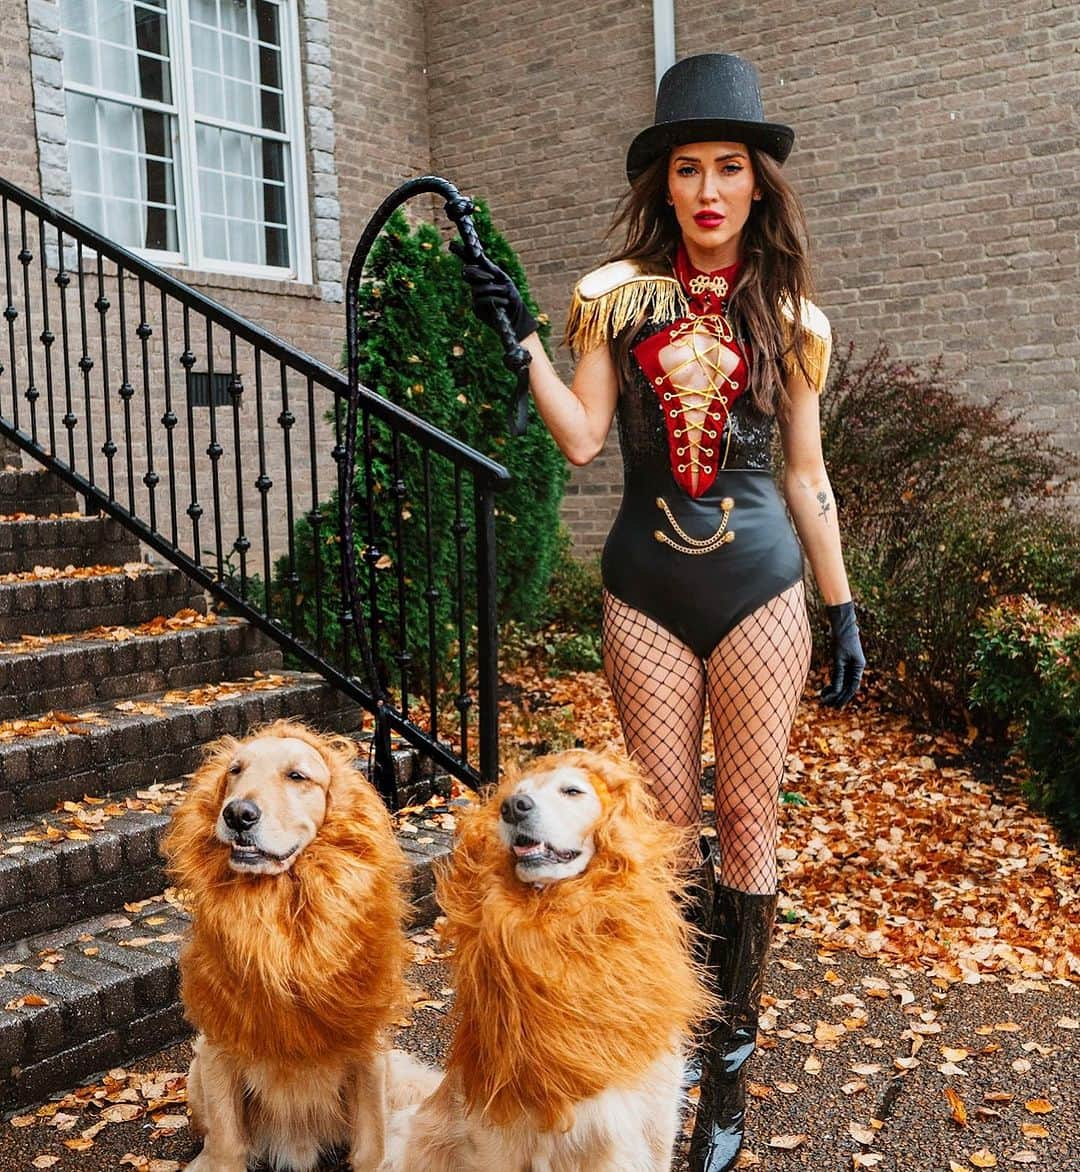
left=4, top=932, right=1078, bottom=1170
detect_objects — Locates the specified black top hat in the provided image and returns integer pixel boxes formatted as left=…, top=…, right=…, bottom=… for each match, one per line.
left=626, top=53, right=795, bottom=181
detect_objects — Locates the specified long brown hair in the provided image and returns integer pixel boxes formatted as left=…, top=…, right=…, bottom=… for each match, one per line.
left=605, top=145, right=815, bottom=415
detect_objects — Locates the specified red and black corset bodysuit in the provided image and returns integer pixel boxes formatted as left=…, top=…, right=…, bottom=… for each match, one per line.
left=596, top=247, right=806, bottom=658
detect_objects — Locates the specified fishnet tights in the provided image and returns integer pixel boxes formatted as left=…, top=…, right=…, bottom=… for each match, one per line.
left=602, top=582, right=812, bottom=894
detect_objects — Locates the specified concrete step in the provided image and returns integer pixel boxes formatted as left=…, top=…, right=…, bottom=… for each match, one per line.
left=0, top=673, right=362, bottom=821
left=0, top=809, right=454, bottom=1112
left=0, top=614, right=282, bottom=719
left=0, top=565, right=207, bottom=641
left=0, top=467, right=77, bottom=516
left=0, top=734, right=424, bottom=949
left=0, top=515, right=140, bottom=574
left=0, top=437, right=21, bottom=469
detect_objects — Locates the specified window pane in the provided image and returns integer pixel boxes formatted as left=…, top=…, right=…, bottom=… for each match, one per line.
left=97, top=2, right=135, bottom=48
left=256, top=2, right=280, bottom=47
left=63, top=0, right=94, bottom=35
left=196, top=123, right=290, bottom=268
left=60, top=0, right=172, bottom=102
left=202, top=214, right=228, bottom=260
left=65, top=90, right=178, bottom=253
left=65, top=90, right=99, bottom=142
left=61, top=31, right=97, bottom=87
left=224, top=77, right=257, bottom=126
left=190, top=0, right=282, bottom=133
left=100, top=41, right=138, bottom=96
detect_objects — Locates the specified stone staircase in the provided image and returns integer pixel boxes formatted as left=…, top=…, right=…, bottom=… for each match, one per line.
left=0, top=440, right=452, bottom=1114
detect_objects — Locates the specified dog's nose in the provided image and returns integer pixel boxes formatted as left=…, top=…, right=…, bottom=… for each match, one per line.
left=500, top=793, right=535, bottom=824
left=223, top=799, right=261, bottom=832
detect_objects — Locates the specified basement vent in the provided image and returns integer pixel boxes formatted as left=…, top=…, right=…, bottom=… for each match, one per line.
left=187, top=372, right=237, bottom=408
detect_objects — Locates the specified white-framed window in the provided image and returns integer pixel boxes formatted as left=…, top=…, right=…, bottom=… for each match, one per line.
left=58, top=0, right=312, bottom=282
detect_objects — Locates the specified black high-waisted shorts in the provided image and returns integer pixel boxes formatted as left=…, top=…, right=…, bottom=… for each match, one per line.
left=601, top=469, right=804, bottom=659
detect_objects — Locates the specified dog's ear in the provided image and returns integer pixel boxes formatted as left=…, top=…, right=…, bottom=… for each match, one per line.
left=190, top=734, right=239, bottom=798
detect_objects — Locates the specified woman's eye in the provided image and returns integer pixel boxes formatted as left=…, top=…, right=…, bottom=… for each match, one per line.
left=723, top=164, right=742, bottom=173
left=676, top=165, right=696, bottom=176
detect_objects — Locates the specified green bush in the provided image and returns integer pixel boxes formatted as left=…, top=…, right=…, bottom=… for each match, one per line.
left=971, top=597, right=1080, bottom=840
left=540, top=528, right=603, bottom=640
left=818, top=342, right=1080, bottom=725
left=274, top=203, right=566, bottom=689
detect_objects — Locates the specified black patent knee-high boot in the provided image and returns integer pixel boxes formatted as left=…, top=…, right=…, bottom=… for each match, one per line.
left=684, top=836, right=717, bottom=966
left=681, top=837, right=717, bottom=1089
left=687, top=886, right=778, bottom=1172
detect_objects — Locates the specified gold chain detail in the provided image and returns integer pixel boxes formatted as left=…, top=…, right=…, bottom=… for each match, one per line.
left=653, top=496, right=735, bottom=554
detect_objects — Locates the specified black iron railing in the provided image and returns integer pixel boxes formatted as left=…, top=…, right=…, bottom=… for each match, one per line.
left=0, top=174, right=511, bottom=804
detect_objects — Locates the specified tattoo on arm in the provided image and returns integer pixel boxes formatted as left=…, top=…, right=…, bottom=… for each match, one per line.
left=816, top=490, right=832, bottom=521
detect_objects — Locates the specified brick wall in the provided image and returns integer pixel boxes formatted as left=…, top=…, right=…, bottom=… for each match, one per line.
left=428, top=0, right=1079, bottom=552
left=678, top=0, right=1078, bottom=459
left=425, top=0, right=656, bottom=552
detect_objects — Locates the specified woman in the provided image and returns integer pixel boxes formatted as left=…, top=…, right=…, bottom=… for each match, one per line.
left=459, top=52, right=865, bottom=1172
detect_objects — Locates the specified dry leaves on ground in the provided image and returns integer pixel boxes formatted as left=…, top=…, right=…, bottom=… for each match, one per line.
left=7, top=1067, right=188, bottom=1164
left=492, top=655, right=1079, bottom=986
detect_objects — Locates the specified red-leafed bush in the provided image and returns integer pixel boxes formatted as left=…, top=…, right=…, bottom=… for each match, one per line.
left=816, top=342, right=1079, bottom=726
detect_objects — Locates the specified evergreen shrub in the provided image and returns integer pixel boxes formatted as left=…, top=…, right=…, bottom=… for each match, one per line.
left=275, top=203, right=566, bottom=689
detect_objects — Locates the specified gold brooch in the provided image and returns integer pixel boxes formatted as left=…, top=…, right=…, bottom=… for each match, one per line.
left=688, top=274, right=729, bottom=299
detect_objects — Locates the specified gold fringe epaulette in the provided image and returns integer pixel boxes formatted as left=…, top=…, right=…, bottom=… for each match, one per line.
left=781, top=296, right=832, bottom=393
left=563, top=260, right=688, bottom=357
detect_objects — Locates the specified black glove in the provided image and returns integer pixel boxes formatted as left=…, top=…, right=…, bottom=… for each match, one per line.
left=819, top=601, right=865, bottom=707
left=450, top=242, right=538, bottom=342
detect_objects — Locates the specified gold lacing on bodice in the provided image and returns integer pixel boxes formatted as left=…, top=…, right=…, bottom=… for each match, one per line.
left=651, top=311, right=746, bottom=492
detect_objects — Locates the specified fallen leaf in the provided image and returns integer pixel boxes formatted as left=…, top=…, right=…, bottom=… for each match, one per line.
left=768, top=1134, right=808, bottom=1150
left=970, top=1152, right=998, bottom=1168
left=945, top=1087, right=968, bottom=1126
left=1020, top=1122, right=1049, bottom=1139
left=853, top=1155, right=884, bottom=1168
left=942, top=1047, right=970, bottom=1063
left=1023, top=1099, right=1053, bottom=1115
left=32, top=1159, right=61, bottom=1169
left=849, top=1121, right=876, bottom=1145
left=1008, top=1155, right=1037, bottom=1166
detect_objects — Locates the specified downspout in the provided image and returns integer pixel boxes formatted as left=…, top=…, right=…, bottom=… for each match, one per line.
left=653, top=0, right=676, bottom=91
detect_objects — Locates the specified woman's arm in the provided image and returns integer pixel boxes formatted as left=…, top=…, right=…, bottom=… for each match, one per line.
left=519, top=332, right=619, bottom=467
left=778, top=368, right=852, bottom=606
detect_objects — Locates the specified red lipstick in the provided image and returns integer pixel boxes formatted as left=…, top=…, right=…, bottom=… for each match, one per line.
left=694, top=211, right=725, bottom=227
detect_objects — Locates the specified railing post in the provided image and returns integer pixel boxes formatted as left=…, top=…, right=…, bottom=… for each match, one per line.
left=474, top=479, right=500, bottom=786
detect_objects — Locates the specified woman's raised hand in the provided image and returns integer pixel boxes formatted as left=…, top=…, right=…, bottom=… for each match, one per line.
left=450, top=241, right=538, bottom=342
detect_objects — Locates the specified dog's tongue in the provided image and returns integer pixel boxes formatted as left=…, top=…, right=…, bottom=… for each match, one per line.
left=513, top=841, right=546, bottom=859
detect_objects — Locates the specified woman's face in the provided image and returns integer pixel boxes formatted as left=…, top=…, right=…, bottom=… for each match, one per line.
left=666, top=141, right=761, bottom=268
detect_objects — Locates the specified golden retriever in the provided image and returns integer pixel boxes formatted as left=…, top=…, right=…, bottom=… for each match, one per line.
left=163, top=719, right=410, bottom=1172
left=383, top=749, right=713, bottom=1172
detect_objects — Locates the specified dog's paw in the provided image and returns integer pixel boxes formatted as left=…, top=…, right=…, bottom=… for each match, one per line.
left=184, top=1152, right=246, bottom=1172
